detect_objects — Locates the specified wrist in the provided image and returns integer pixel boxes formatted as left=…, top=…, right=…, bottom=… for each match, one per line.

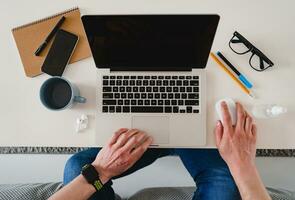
left=92, top=163, right=111, bottom=184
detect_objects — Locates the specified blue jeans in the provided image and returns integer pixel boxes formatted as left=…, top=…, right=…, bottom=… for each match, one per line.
left=64, top=148, right=241, bottom=200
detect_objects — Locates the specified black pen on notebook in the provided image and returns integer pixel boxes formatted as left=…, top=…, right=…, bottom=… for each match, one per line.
left=34, top=16, right=66, bottom=56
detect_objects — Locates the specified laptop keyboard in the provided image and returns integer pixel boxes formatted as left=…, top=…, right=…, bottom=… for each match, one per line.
left=102, top=75, right=200, bottom=113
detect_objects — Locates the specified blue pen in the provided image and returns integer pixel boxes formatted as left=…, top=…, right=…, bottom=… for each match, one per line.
left=217, top=51, right=253, bottom=89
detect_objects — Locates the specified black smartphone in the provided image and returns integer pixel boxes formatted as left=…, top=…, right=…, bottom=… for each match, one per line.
left=41, top=29, right=79, bottom=76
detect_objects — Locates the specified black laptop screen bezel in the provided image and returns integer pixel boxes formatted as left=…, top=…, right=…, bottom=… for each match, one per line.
left=82, top=15, right=220, bottom=71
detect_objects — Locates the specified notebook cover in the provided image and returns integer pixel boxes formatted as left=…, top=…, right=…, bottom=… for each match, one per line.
left=12, top=7, right=91, bottom=77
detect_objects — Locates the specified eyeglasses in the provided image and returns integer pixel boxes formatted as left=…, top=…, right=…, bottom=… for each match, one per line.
left=229, top=31, right=274, bottom=72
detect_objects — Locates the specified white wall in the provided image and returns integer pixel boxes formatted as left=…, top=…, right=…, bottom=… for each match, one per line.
left=0, top=155, right=294, bottom=198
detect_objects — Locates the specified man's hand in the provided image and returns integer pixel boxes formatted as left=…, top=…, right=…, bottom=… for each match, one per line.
left=215, top=102, right=257, bottom=170
left=92, top=128, right=153, bottom=184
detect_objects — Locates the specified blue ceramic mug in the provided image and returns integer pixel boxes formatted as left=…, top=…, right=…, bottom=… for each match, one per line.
left=40, top=77, right=86, bottom=111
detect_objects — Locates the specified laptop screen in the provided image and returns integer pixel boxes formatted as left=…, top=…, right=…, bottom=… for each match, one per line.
left=82, top=15, right=219, bottom=71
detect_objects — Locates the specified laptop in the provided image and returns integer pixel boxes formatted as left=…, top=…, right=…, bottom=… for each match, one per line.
left=82, top=15, right=219, bottom=147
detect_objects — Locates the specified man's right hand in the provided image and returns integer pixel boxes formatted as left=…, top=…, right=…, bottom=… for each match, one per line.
left=92, top=128, right=153, bottom=184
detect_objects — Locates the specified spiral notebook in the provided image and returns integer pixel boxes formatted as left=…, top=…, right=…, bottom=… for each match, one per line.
left=12, top=7, right=91, bottom=77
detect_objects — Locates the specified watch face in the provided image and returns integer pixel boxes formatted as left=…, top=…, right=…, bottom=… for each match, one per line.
left=81, top=164, right=103, bottom=191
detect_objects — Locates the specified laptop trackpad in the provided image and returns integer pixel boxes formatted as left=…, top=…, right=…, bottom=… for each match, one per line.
left=132, top=116, right=169, bottom=144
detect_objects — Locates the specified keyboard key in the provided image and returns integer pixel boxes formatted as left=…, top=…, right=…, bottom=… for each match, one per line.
left=176, top=80, right=182, bottom=86
left=165, top=106, right=172, bottom=113
left=140, top=87, right=145, bottom=92
left=158, top=76, right=164, bottom=79
left=103, top=80, right=108, bottom=85
left=135, top=93, right=140, bottom=98
left=124, top=100, right=130, bottom=105
left=161, top=93, right=167, bottom=99
left=190, top=80, right=199, bottom=86
left=151, top=100, right=157, bottom=105
left=165, top=100, right=170, bottom=105
left=138, top=100, right=143, bottom=105
left=103, top=87, right=112, bottom=92
left=188, top=93, right=199, bottom=99
left=102, top=106, right=108, bottom=112
left=148, top=93, right=153, bottom=99
left=103, top=76, right=109, bottom=79
left=193, top=87, right=199, bottom=92
left=168, top=93, right=173, bottom=99
left=163, top=80, right=169, bottom=86
left=185, top=100, right=199, bottom=106
left=153, top=87, right=158, bottom=92
left=193, top=109, right=199, bottom=113
left=119, top=87, right=125, bottom=92
left=172, top=76, right=178, bottom=79
left=172, top=100, right=177, bottom=105
left=123, top=106, right=130, bottom=112
left=173, top=87, right=179, bottom=92
left=143, top=80, right=149, bottom=86
left=160, top=87, right=165, bottom=92
left=136, top=80, right=142, bottom=85
left=178, top=100, right=184, bottom=105
left=128, top=93, right=133, bottom=99
left=114, top=93, right=120, bottom=98
left=187, top=106, right=192, bottom=113
left=144, top=100, right=150, bottom=105
left=179, top=76, right=185, bottom=79
left=113, top=87, right=118, bottom=92
left=121, top=93, right=127, bottom=99
left=180, top=109, right=185, bottom=113
left=146, top=87, right=152, bottom=92
left=186, top=87, right=192, bottom=92
left=103, top=100, right=116, bottom=105
left=150, top=80, right=155, bottom=85
left=133, top=87, right=138, bottom=92
left=116, top=106, right=122, bottom=112
left=165, top=76, right=171, bottom=79
left=144, top=76, right=150, bottom=79
left=151, top=76, right=157, bottom=79
left=117, top=76, right=122, bottom=79
left=183, top=80, right=189, bottom=86
left=180, top=87, right=185, bottom=92
left=167, top=87, right=172, bottom=92
left=170, top=80, right=175, bottom=86
left=110, top=76, right=115, bottom=79
left=123, top=76, right=129, bottom=79
left=109, top=106, right=115, bottom=113
left=116, top=80, right=122, bottom=85
left=130, top=80, right=135, bottom=85
left=118, top=100, right=123, bottom=105
left=181, top=93, right=187, bottom=99
left=141, top=93, right=147, bottom=99
left=123, top=80, right=128, bottom=85
left=173, top=106, right=179, bottom=113
left=126, top=87, right=131, bottom=92
left=103, top=93, right=113, bottom=99
left=137, top=76, right=143, bottom=79
left=131, top=106, right=163, bottom=113
left=158, top=100, right=163, bottom=105
left=193, top=76, right=199, bottom=79
left=186, top=76, right=192, bottom=79
left=131, top=100, right=136, bottom=105
left=156, top=80, right=162, bottom=86
left=175, top=93, right=180, bottom=99
left=131, top=76, right=136, bottom=79
left=110, top=80, right=115, bottom=85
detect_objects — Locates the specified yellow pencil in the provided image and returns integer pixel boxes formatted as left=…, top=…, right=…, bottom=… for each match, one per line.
left=210, top=52, right=254, bottom=98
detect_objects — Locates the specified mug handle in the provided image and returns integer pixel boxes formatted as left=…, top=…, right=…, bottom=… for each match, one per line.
left=74, top=96, right=87, bottom=103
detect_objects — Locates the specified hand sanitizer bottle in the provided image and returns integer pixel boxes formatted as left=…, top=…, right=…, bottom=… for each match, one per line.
left=252, top=105, right=287, bottom=119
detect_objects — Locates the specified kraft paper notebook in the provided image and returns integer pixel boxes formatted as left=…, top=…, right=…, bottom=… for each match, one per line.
left=12, top=7, right=91, bottom=77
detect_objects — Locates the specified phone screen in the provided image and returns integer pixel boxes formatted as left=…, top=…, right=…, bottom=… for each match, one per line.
left=41, top=29, right=79, bottom=76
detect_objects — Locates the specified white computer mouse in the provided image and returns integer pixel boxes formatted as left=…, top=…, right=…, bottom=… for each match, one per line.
left=215, top=98, right=237, bottom=125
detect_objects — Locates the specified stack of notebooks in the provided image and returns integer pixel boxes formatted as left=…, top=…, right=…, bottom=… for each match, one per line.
left=12, top=7, right=91, bottom=77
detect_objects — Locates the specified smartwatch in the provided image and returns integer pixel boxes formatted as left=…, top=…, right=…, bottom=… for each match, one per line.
left=81, top=164, right=103, bottom=191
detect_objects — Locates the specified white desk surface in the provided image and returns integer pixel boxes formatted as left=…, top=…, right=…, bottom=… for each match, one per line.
left=1, top=0, right=295, bottom=148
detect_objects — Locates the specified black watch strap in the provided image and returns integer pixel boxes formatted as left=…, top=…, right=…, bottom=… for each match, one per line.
left=81, top=164, right=103, bottom=191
